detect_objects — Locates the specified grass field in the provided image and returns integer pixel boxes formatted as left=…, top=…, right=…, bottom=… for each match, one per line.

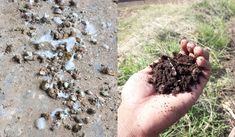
left=118, top=0, right=235, bottom=136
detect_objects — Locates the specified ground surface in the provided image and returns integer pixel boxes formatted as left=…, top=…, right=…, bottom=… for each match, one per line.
left=118, top=0, right=193, bottom=7
left=0, top=1, right=118, bottom=137
left=118, top=0, right=235, bottom=136
left=222, top=19, right=235, bottom=128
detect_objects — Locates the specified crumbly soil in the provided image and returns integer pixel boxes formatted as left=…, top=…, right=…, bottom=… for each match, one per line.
left=150, top=53, right=202, bottom=94
left=0, top=1, right=118, bottom=137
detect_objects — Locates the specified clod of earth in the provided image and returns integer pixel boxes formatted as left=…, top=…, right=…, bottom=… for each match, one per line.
left=5, top=44, right=13, bottom=53
left=150, top=53, right=202, bottom=94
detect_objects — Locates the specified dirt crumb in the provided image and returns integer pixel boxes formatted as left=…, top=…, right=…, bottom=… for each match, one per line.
left=5, top=44, right=13, bottom=53
left=150, top=53, right=202, bottom=94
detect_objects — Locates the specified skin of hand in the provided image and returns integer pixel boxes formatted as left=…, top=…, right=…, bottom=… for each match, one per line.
left=118, top=38, right=211, bottom=137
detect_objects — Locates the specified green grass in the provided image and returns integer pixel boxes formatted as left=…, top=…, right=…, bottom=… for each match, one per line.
left=118, top=56, right=149, bottom=85
left=118, top=0, right=235, bottom=136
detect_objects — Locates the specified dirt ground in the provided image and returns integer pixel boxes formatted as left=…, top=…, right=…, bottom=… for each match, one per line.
left=118, top=0, right=194, bottom=7
left=0, top=0, right=118, bottom=137
left=118, top=0, right=235, bottom=135
left=222, top=19, right=235, bottom=128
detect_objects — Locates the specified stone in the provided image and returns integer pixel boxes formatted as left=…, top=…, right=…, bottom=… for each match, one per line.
left=13, top=55, right=22, bottom=64
left=100, top=91, right=109, bottom=97
left=40, top=81, right=51, bottom=91
left=72, top=124, right=82, bottom=133
left=86, top=108, right=96, bottom=115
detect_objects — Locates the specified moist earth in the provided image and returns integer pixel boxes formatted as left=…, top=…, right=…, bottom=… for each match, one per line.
left=150, top=53, right=202, bottom=94
left=0, top=0, right=118, bottom=137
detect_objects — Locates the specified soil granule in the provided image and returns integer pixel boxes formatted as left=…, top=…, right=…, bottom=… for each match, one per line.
left=150, top=53, right=202, bottom=94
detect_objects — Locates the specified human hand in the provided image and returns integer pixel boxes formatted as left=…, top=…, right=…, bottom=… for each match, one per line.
left=118, top=38, right=211, bottom=137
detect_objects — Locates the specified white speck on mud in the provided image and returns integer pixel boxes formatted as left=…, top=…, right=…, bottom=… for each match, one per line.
left=0, top=105, right=6, bottom=117
left=35, top=117, right=46, bottom=130
left=53, top=17, right=63, bottom=25
left=65, top=55, right=75, bottom=71
left=35, top=50, right=57, bottom=59
left=57, top=92, right=69, bottom=99
left=72, top=101, right=81, bottom=111
left=85, top=21, right=97, bottom=36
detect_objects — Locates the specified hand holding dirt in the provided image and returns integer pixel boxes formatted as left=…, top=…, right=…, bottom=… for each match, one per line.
left=118, top=38, right=211, bottom=137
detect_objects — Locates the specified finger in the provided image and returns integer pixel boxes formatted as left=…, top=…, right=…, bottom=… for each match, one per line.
left=203, top=48, right=210, bottom=60
left=201, top=69, right=211, bottom=80
left=149, top=59, right=160, bottom=66
left=140, top=66, right=153, bottom=74
left=189, top=53, right=195, bottom=58
left=193, top=46, right=203, bottom=58
left=196, top=56, right=210, bottom=70
left=187, top=42, right=196, bottom=53
left=180, top=38, right=188, bottom=55
left=153, top=59, right=160, bottom=64
left=193, top=46, right=210, bottom=60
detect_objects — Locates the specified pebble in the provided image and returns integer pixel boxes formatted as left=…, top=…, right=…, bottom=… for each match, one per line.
left=5, top=44, right=13, bottom=53
left=70, top=94, right=77, bottom=101
left=23, top=51, right=34, bottom=61
left=99, top=65, right=109, bottom=74
left=64, top=124, right=72, bottom=130
left=102, top=44, right=110, bottom=50
left=86, top=108, right=96, bottom=115
left=47, top=89, right=57, bottom=99
left=40, top=81, right=51, bottom=91
left=85, top=90, right=93, bottom=95
left=69, top=0, right=77, bottom=7
left=82, top=117, right=89, bottom=124
left=78, top=90, right=85, bottom=97
left=90, top=37, right=97, bottom=44
left=13, top=55, right=22, bottom=64
left=53, top=8, right=62, bottom=14
left=71, top=72, right=80, bottom=80
left=39, top=68, right=47, bottom=76
left=73, top=115, right=80, bottom=123
left=63, top=82, right=70, bottom=89
left=88, top=97, right=96, bottom=106
left=41, top=13, right=50, bottom=24
left=55, top=0, right=64, bottom=5
left=100, top=91, right=109, bottom=97
left=41, top=113, right=50, bottom=120
left=58, top=111, right=66, bottom=120
left=72, top=124, right=82, bottom=133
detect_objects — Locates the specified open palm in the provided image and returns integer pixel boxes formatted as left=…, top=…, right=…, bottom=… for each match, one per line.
left=118, top=39, right=211, bottom=137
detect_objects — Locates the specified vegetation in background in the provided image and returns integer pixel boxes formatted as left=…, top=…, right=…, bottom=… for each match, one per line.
left=118, top=0, right=235, bottom=136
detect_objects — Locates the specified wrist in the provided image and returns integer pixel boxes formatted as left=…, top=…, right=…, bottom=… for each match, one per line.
left=118, top=104, right=146, bottom=137
left=118, top=104, right=160, bottom=137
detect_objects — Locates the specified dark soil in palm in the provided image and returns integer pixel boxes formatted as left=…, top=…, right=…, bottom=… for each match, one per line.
left=150, top=53, right=202, bottom=94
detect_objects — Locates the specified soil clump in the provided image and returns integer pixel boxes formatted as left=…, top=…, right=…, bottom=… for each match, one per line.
left=150, top=53, right=202, bottom=94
